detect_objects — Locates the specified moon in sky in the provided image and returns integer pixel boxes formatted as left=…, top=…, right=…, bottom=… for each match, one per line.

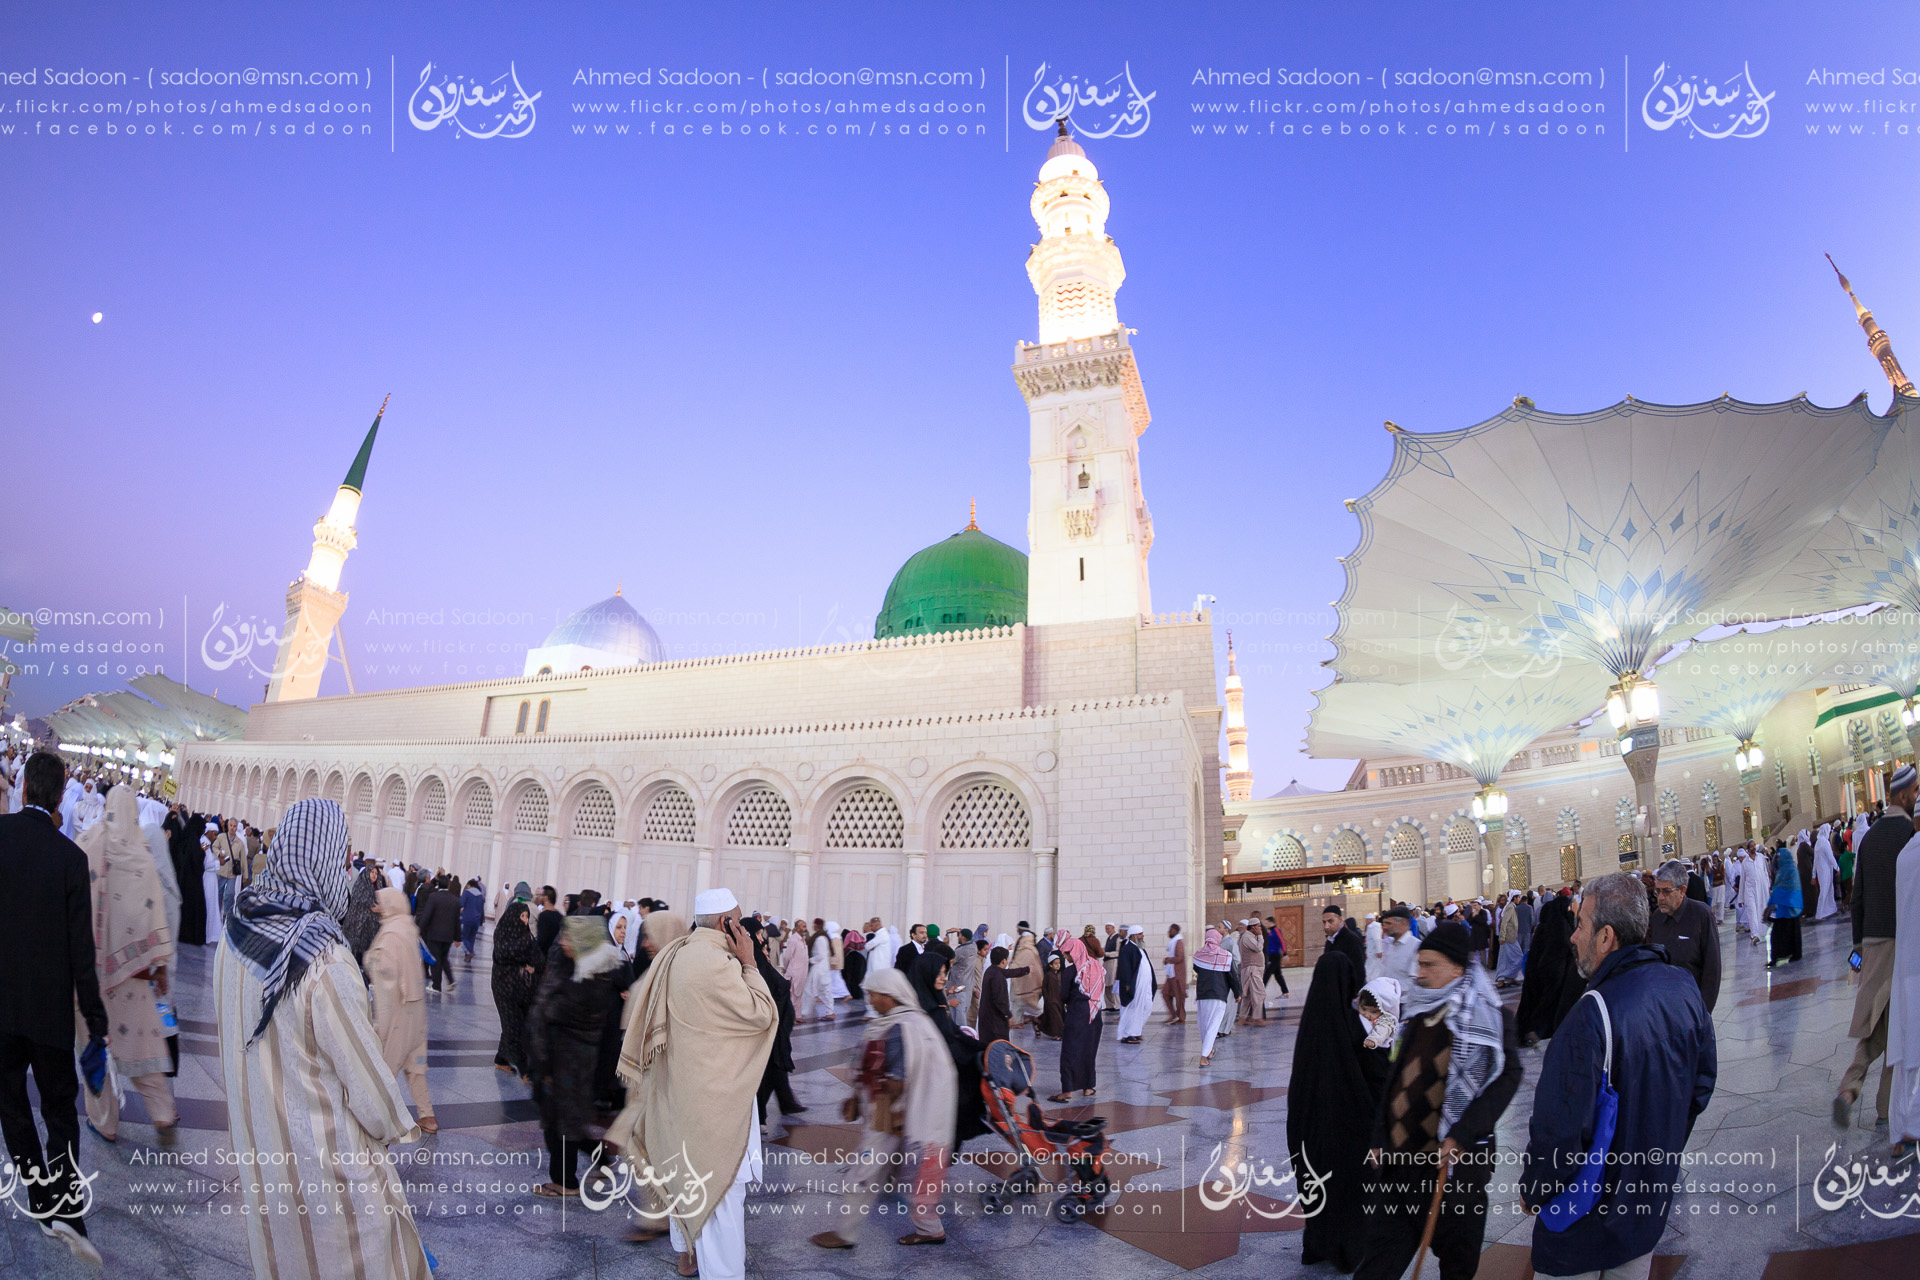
left=91, top=312, right=103, bottom=323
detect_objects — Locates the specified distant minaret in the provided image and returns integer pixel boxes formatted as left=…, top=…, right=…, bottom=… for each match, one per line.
left=1015, top=120, right=1154, bottom=625
left=1224, top=632, right=1252, bottom=802
left=1828, top=255, right=1917, bottom=398
left=264, top=399, right=386, bottom=703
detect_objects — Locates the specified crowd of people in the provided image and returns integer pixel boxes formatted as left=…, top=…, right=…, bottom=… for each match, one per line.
left=4, top=744, right=1919, bottom=1279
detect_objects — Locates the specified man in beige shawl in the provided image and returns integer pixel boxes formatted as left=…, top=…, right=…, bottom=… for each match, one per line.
left=1236, top=919, right=1267, bottom=1026
left=364, top=887, right=436, bottom=1133
left=1009, top=927, right=1042, bottom=1024
left=609, top=887, right=775, bottom=1280
left=809, top=965, right=957, bottom=1249
left=76, top=784, right=177, bottom=1141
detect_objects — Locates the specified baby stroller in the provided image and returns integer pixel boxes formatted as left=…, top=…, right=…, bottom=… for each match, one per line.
left=977, top=1039, right=1115, bottom=1223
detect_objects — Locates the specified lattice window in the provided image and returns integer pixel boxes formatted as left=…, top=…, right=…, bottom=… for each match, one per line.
left=1557, top=807, right=1580, bottom=843
left=939, top=781, right=1030, bottom=850
left=726, top=787, right=792, bottom=848
left=351, top=776, right=373, bottom=814
left=642, top=787, right=696, bottom=844
left=1774, top=760, right=1789, bottom=797
left=421, top=778, right=448, bottom=824
left=1700, top=780, right=1719, bottom=811
left=325, top=773, right=345, bottom=805
left=263, top=772, right=280, bottom=811
left=572, top=785, right=616, bottom=839
left=1329, top=829, right=1367, bottom=864
left=1615, top=797, right=1635, bottom=831
left=463, top=783, right=494, bottom=828
left=1444, top=820, right=1477, bottom=856
left=1389, top=826, right=1422, bottom=862
left=824, top=785, right=904, bottom=849
left=513, top=784, right=550, bottom=834
left=249, top=767, right=262, bottom=798
left=383, top=778, right=408, bottom=818
left=1806, top=745, right=1821, bottom=781
left=302, top=770, right=319, bottom=801
left=1506, top=815, right=1529, bottom=851
left=1264, top=833, right=1306, bottom=871
left=1658, top=788, right=1679, bottom=824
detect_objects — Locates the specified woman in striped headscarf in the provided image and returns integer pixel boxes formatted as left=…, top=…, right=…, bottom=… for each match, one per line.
left=214, top=798, right=430, bottom=1280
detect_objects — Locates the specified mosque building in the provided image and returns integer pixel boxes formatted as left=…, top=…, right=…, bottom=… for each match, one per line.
left=174, top=124, right=1225, bottom=936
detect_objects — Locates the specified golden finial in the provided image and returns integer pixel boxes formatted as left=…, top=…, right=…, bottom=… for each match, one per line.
left=966, top=498, right=979, bottom=531
left=377, top=392, right=391, bottom=418
left=615, top=580, right=623, bottom=596
left=1383, top=420, right=1402, bottom=432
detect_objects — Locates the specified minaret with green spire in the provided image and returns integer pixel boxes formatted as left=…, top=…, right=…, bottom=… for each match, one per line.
left=265, top=397, right=389, bottom=703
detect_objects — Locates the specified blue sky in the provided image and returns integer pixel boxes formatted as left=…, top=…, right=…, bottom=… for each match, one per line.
left=4, top=1, right=1917, bottom=789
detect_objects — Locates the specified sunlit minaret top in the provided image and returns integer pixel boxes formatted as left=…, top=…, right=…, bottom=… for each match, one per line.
left=1827, top=254, right=1916, bottom=399
left=1027, top=120, right=1126, bottom=344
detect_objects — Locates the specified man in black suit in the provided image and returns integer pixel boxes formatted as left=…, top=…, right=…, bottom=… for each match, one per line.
left=0, top=752, right=107, bottom=1265
left=894, top=922, right=929, bottom=971
left=414, top=874, right=463, bottom=992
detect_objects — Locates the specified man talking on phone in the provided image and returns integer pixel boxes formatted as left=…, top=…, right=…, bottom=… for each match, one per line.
left=609, top=887, right=777, bottom=1280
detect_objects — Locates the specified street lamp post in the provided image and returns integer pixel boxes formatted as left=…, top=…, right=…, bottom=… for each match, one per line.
left=1608, top=675, right=1662, bottom=866
left=1472, top=785, right=1510, bottom=892
left=1734, top=738, right=1767, bottom=843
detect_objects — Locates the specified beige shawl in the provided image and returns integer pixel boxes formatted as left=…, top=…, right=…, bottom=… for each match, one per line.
left=77, top=785, right=171, bottom=994
left=364, top=888, right=427, bottom=1073
left=1010, top=933, right=1042, bottom=1003
left=608, top=927, right=776, bottom=1241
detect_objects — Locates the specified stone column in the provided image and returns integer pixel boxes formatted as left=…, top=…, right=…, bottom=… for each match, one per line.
left=401, top=819, right=419, bottom=869
left=544, top=834, right=562, bottom=892
left=1034, top=847, right=1058, bottom=932
left=904, top=849, right=927, bottom=929
left=485, top=830, right=505, bottom=917
left=694, top=845, right=715, bottom=898
left=789, top=847, right=812, bottom=924
left=612, top=838, right=633, bottom=904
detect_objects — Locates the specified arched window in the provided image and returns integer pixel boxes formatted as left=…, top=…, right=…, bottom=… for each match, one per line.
left=537, top=665, right=552, bottom=676
left=572, top=785, right=617, bottom=839
left=1557, top=807, right=1580, bottom=844
left=939, top=781, right=1031, bottom=850
left=462, top=782, right=495, bottom=828
left=516, top=701, right=530, bottom=734
left=824, top=785, right=904, bottom=849
left=1658, top=788, right=1679, bottom=825
left=1389, top=825, right=1422, bottom=862
left=1505, top=815, right=1529, bottom=851
left=421, top=778, right=448, bottom=824
left=725, top=787, right=792, bottom=848
left=383, top=778, right=409, bottom=819
left=325, top=773, right=345, bottom=805
left=1616, top=797, right=1636, bottom=831
left=1444, top=819, right=1477, bottom=857
left=536, top=699, right=551, bottom=733
left=642, top=787, right=696, bottom=843
left=1262, top=832, right=1306, bottom=871
left=1329, top=829, right=1367, bottom=864
left=512, top=783, right=551, bottom=834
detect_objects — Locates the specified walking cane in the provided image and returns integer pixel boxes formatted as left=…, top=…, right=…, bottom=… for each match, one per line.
left=1409, top=1146, right=1454, bottom=1279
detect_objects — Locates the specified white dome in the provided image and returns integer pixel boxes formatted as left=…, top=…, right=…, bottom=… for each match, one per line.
left=539, top=593, right=663, bottom=666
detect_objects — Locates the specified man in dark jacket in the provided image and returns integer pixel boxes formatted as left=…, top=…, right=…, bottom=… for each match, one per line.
left=893, top=922, right=929, bottom=971
left=0, top=752, right=108, bottom=1264
left=1838, top=765, right=1916, bottom=1127
left=415, top=876, right=463, bottom=992
left=1522, top=873, right=1716, bottom=1278
left=977, top=945, right=1028, bottom=1045
left=1322, top=904, right=1366, bottom=972
left=1648, top=860, right=1722, bottom=1012
left=1354, top=922, right=1523, bottom=1280
left=534, top=885, right=563, bottom=955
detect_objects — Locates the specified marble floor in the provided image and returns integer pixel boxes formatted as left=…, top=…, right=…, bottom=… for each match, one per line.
left=4, top=909, right=1916, bottom=1279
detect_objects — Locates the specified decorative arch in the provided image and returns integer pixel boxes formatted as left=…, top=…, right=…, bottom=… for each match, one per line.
left=502, top=779, right=554, bottom=894
left=714, top=778, right=797, bottom=921
left=1615, top=797, right=1636, bottom=831
left=724, top=785, right=793, bottom=848
left=1325, top=825, right=1368, bottom=865
left=559, top=780, right=619, bottom=897
left=1658, top=787, right=1679, bottom=825
left=938, top=779, right=1030, bottom=851
left=813, top=779, right=908, bottom=930
left=1557, top=806, right=1581, bottom=844
left=1387, top=822, right=1424, bottom=862
left=1505, top=813, right=1530, bottom=851
left=1261, top=830, right=1307, bottom=871
left=1443, top=815, right=1479, bottom=857
left=324, top=771, right=346, bottom=806
left=630, top=777, right=700, bottom=917
left=924, top=770, right=1035, bottom=942
left=451, top=775, right=499, bottom=883
left=300, top=769, right=320, bottom=802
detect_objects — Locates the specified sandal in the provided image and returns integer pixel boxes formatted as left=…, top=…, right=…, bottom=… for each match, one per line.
left=1047, top=1092, right=1073, bottom=1103
left=1199, top=1055, right=1212, bottom=1068
left=897, top=1232, right=946, bottom=1246
left=417, top=1116, right=439, bottom=1135
left=677, top=1249, right=699, bottom=1276
left=809, top=1232, right=854, bottom=1250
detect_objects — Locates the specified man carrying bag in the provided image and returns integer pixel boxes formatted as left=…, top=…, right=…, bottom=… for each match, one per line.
left=1521, top=874, right=1716, bottom=1279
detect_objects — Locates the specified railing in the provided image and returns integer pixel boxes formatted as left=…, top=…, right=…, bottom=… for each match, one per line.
left=1376, top=764, right=1425, bottom=788
left=1538, top=743, right=1582, bottom=768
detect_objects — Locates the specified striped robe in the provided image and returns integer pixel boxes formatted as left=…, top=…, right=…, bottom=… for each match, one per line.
left=215, top=940, right=428, bottom=1280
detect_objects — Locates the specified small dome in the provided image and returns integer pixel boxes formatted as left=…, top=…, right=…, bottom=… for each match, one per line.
left=542, top=593, right=663, bottom=665
left=874, top=526, right=1028, bottom=639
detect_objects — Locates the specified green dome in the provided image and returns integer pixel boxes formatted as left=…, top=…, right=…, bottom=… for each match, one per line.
left=874, top=526, right=1028, bottom=638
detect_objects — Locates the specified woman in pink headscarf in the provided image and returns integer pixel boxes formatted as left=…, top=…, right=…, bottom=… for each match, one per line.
left=1048, top=933, right=1106, bottom=1101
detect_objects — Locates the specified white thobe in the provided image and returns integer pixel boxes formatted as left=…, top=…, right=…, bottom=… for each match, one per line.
left=1887, top=833, right=1920, bottom=1143
left=670, top=1108, right=761, bottom=1279
left=1364, top=921, right=1386, bottom=983
left=1115, top=945, right=1154, bottom=1038
left=803, top=936, right=834, bottom=1020
left=1813, top=844, right=1840, bottom=920
left=1380, top=931, right=1421, bottom=987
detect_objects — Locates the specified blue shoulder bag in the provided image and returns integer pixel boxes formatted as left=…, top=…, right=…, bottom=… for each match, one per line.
left=1538, top=988, right=1618, bottom=1231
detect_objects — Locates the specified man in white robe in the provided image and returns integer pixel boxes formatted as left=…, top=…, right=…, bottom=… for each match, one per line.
left=1812, top=824, right=1840, bottom=921
left=1364, top=912, right=1386, bottom=982
left=1737, top=846, right=1770, bottom=947
left=1114, top=926, right=1156, bottom=1042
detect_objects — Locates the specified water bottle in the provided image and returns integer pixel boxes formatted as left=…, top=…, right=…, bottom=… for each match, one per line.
left=156, top=993, right=177, bottom=1033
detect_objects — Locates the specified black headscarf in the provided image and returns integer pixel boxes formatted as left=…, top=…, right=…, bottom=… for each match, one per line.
left=1286, top=949, right=1388, bottom=1272
left=744, top=919, right=795, bottom=1076
left=1516, top=894, right=1586, bottom=1040
left=909, top=949, right=988, bottom=1144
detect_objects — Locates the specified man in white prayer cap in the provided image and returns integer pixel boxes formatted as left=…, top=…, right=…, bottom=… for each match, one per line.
left=1114, top=926, right=1156, bottom=1043
left=611, top=886, right=776, bottom=1280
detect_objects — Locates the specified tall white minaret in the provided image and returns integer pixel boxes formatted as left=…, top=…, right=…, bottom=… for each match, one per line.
left=1013, top=121, right=1153, bottom=625
left=1223, top=632, right=1252, bottom=801
left=264, top=398, right=385, bottom=702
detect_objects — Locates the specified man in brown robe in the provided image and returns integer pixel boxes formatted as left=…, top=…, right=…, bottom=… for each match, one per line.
left=1236, top=920, right=1267, bottom=1026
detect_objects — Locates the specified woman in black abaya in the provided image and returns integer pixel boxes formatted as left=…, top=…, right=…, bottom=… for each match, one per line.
left=1286, top=949, right=1389, bottom=1273
left=168, top=809, right=208, bottom=946
left=1515, top=893, right=1585, bottom=1046
left=908, top=950, right=989, bottom=1144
